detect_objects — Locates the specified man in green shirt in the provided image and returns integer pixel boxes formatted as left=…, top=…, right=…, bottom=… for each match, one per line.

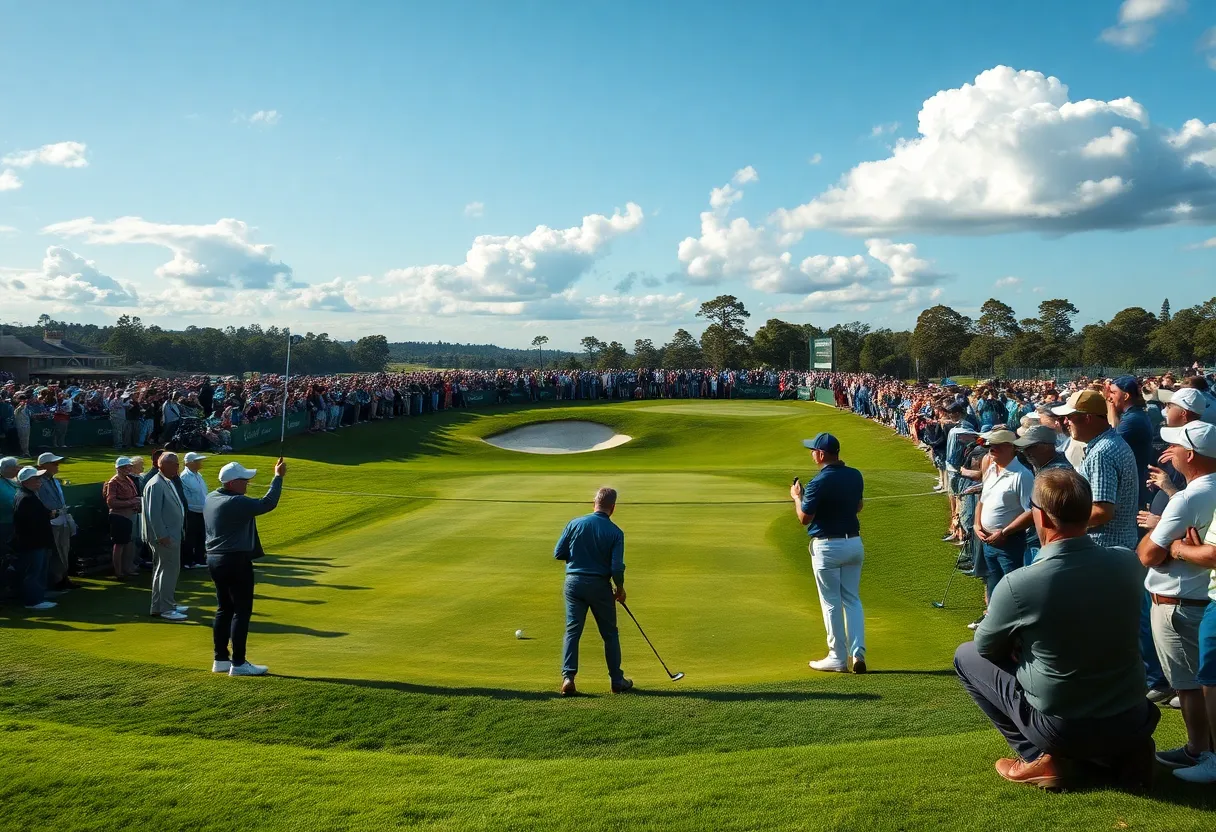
left=954, top=468, right=1159, bottom=790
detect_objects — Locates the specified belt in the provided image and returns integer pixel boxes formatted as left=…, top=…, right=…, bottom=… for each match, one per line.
left=815, top=534, right=858, bottom=540
left=1150, top=593, right=1209, bottom=607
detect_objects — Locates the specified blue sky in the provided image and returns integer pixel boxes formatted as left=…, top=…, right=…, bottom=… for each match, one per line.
left=1, top=0, right=1213, bottom=349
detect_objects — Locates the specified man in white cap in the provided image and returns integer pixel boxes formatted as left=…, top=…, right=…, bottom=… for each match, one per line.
left=1136, top=422, right=1216, bottom=775
left=974, top=429, right=1034, bottom=597
left=12, top=466, right=56, bottom=610
left=203, top=456, right=287, bottom=677
left=1012, top=425, right=1074, bottom=565
left=103, top=457, right=142, bottom=579
left=35, top=451, right=76, bottom=593
left=179, top=452, right=209, bottom=570
left=141, top=451, right=188, bottom=621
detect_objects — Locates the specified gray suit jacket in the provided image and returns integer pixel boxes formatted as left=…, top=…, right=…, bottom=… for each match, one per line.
left=141, top=472, right=185, bottom=545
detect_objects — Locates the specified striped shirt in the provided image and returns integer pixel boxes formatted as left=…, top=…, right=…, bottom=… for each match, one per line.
left=1078, top=428, right=1139, bottom=550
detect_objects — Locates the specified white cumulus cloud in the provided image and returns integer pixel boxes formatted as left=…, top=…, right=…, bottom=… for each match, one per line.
left=248, top=110, right=281, bottom=126
left=0, top=169, right=21, bottom=191
left=464, top=201, right=485, bottom=218
left=772, top=66, right=1216, bottom=236
left=808, top=153, right=823, bottom=165
left=1, top=246, right=138, bottom=307
left=994, top=276, right=1022, bottom=288
left=2, top=141, right=89, bottom=169
left=1101, top=0, right=1186, bottom=49
left=43, top=216, right=294, bottom=289
left=732, top=166, right=758, bottom=185
left=376, top=202, right=644, bottom=315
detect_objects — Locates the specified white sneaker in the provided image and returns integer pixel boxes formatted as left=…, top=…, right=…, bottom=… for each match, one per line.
left=211, top=660, right=232, bottom=673
left=25, top=601, right=57, bottom=611
left=158, top=611, right=188, bottom=622
left=228, top=661, right=269, bottom=677
left=175, top=605, right=189, bottom=612
left=1174, top=751, right=1216, bottom=783
left=1169, top=696, right=1182, bottom=709
left=809, top=657, right=849, bottom=672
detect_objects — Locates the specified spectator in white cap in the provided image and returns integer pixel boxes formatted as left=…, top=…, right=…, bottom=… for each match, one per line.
left=1012, top=425, right=1074, bottom=565
left=1136, top=422, right=1216, bottom=775
left=141, top=451, right=188, bottom=621
left=35, top=451, right=75, bottom=593
left=1166, top=387, right=1214, bottom=425
left=12, top=466, right=55, bottom=610
left=974, top=429, right=1034, bottom=599
left=180, top=452, right=209, bottom=570
left=103, top=457, right=142, bottom=579
left=203, top=456, right=287, bottom=677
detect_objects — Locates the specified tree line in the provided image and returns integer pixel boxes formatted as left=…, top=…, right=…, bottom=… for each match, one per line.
left=6, top=314, right=390, bottom=375
left=12, top=292, right=1216, bottom=378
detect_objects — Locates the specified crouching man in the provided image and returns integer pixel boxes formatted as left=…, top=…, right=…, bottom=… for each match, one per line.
left=954, top=468, right=1159, bottom=790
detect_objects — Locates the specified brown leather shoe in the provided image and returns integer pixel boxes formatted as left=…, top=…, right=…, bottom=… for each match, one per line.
left=995, top=754, right=1061, bottom=789
left=611, top=678, right=635, bottom=694
left=560, top=678, right=577, bottom=697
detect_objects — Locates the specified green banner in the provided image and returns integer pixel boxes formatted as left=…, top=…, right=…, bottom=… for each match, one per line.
left=30, top=419, right=115, bottom=451
left=229, top=411, right=309, bottom=451
left=463, top=390, right=495, bottom=407
left=796, top=386, right=812, bottom=401
left=733, top=384, right=780, bottom=399
left=815, top=387, right=836, bottom=406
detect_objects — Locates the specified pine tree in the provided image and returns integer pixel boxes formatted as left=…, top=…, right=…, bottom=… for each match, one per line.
left=1160, top=299, right=1171, bottom=324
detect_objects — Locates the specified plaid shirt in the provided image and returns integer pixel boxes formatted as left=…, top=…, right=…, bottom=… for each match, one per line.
left=1079, top=428, right=1139, bottom=550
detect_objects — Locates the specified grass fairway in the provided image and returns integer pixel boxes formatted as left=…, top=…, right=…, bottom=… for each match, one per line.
left=2, top=400, right=1213, bottom=830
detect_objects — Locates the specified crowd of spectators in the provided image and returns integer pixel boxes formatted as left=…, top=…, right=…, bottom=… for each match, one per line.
left=804, top=367, right=1216, bottom=786
left=0, top=367, right=791, bottom=459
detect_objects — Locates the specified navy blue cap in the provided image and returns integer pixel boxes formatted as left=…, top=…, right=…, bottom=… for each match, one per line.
left=802, top=432, right=840, bottom=454
left=1111, top=375, right=1140, bottom=396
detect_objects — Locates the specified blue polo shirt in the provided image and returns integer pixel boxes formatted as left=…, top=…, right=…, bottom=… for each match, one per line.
left=1115, top=405, right=1154, bottom=507
left=801, top=462, right=864, bottom=538
left=554, top=511, right=625, bottom=585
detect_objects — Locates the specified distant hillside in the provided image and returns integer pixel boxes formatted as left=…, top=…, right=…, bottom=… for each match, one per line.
left=387, top=341, right=574, bottom=370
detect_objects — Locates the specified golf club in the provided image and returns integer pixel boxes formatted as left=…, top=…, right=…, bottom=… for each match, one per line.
left=932, top=546, right=971, bottom=609
left=619, top=601, right=684, bottom=681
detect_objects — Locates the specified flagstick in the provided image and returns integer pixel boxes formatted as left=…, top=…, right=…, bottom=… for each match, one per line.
left=280, top=330, right=291, bottom=457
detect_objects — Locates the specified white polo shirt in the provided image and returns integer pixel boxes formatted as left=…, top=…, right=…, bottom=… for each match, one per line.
left=1149, top=473, right=1216, bottom=599
left=979, top=457, right=1034, bottom=532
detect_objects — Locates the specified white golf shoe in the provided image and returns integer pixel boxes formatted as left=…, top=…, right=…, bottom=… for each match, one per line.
left=211, top=661, right=232, bottom=674
left=159, top=611, right=188, bottom=622
left=229, top=661, right=269, bottom=677
left=809, top=657, right=849, bottom=673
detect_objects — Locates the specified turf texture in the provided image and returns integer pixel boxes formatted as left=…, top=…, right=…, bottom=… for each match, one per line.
left=2, top=399, right=1213, bottom=830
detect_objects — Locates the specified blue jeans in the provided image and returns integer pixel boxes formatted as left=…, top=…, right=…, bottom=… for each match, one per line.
left=983, top=536, right=1027, bottom=596
left=1140, top=590, right=1168, bottom=691
left=16, top=547, right=47, bottom=607
left=562, top=575, right=624, bottom=684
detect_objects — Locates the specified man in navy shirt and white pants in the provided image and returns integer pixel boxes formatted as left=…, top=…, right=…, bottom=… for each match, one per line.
left=792, top=433, right=867, bottom=674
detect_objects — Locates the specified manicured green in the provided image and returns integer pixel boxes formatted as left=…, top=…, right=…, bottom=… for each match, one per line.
left=2, top=400, right=1212, bottom=830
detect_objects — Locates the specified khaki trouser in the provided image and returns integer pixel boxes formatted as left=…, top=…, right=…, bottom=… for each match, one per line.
left=48, top=524, right=71, bottom=586
left=150, top=540, right=181, bottom=614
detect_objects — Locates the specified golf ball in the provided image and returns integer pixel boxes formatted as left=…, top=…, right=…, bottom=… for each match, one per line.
left=515, top=629, right=525, bottom=639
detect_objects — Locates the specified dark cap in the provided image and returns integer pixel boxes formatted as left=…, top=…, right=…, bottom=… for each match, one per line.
left=1111, top=375, right=1140, bottom=396
left=802, top=432, right=841, bottom=454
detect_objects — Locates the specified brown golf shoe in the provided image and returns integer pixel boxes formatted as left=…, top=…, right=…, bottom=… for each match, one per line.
left=611, top=678, right=635, bottom=694
left=560, top=678, right=577, bottom=697
left=995, top=754, right=1061, bottom=790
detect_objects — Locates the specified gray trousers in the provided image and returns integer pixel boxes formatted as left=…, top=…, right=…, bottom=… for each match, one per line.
left=150, top=540, right=181, bottom=614
left=48, top=524, right=71, bottom=586
left=954, top=641, right=1159, bottom=763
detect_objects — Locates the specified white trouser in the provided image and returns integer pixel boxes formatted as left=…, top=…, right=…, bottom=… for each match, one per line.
left=810, top=536, right=865, bottom=662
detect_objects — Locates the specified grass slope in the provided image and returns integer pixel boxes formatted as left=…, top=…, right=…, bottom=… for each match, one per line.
left=2, top=399, right=1212, bottom=829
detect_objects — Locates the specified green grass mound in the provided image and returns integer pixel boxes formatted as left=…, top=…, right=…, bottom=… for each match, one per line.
left=2, top=399, right=1212, bottom=830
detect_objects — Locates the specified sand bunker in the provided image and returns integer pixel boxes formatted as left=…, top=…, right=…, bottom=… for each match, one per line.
left=483, top=421, right=632, bottom=455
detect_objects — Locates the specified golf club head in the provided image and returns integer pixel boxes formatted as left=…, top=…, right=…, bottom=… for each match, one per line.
left=931, top=601, right=946, bottom=609
left=670, top=672, right=685, bottom=682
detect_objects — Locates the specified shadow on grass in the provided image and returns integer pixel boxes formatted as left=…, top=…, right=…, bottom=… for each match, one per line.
left=277, top=674, right=882, bottom=704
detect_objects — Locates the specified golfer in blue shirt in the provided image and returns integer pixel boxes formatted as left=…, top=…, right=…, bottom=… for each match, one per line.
left=554, top=487, right=632, bottom=696
left=791, top=433, right=867, bottom=674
